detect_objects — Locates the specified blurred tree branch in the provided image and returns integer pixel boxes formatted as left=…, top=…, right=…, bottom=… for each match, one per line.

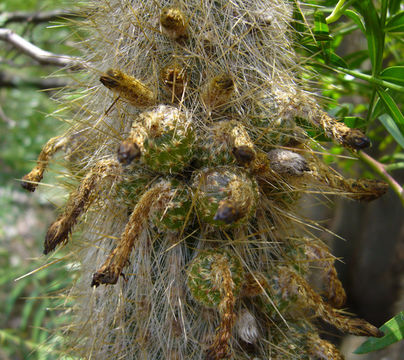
left=0, top=28, right=83, bottom=69
left=0, top=9, right=80, bottom=25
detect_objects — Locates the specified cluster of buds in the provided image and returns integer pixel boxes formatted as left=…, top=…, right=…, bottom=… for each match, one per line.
left=21, top=1, right=387, bottom=359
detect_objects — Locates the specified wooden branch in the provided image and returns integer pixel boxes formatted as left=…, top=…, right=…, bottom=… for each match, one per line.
left=0, top=28, right=83, bottom=69
left=1, top=10, right=80, bottom=25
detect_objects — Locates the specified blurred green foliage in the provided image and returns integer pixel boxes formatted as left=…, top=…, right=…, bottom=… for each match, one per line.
left=294, top=0, right=404, bottom=204
left=295, top=0, right=404, bottom=352
left=0, top=0, right=77, bottom=184
left=0, top=0, right=79, bottom=359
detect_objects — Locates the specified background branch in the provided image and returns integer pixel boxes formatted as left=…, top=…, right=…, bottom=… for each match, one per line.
left=0, top=28, right=83, bottom=69
left=1, top=10, right=80, bottom=25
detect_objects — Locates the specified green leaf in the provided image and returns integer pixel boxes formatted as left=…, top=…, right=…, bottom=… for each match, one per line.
left=379, top=114, right=404, bottom=148
left=329, top=104, right=353, bottom=118
left=385, top=11, right=404, bottom=33
left=380, top=153, right=404, bottom=162
left=345, top=9, right=365, bottom=32
left=377, top=89, right=404, bottom=125
left=353, top=0, right=384, bottom=74
left=328, top=52, right=348, bottom=68
left=292, top=6, right=306, bottom=34
left=5, top=280, right=27, bottom=319
left=389, top=0, right=402, bottom=15
left=380, top=66, right=404, bottom=87
left=32, top=298, right=49, bottom=342
left=385, top=162, right=404, bottom=171
left=302, top=44, right=348, bottom=68
left=20, top=287, right=40, bottom=331
left=343, top=116, right=367, bottom=128
left=314, top=10, right=332, bottom=41
left=354, top=311, right=404, bottom=354
left=372, top=95, right=385, bottom=119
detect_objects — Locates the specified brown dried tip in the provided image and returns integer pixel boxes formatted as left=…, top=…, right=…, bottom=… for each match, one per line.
left=347, top=318, right=384, bottom=338
left=117, top=141, right=141, bottom=165
left=160, top=7, right=187, bottom=39
left=21, top=136, right=66, bottom=192
left=21, top=174, right=39, bottom=192
left=342, top=129, right=371, bottom=150
left=349, top=179, right=389, bottom=201
left=214, top=201, right=243, bottom=225
left=233, top=146, right=256, bottom=166
left=44, top=192, right=90, bottom=254
left=44, top=219, right=70, bottom=254
left=91, top=268, right=121, bottom=287
left=99, top=70, right=122, bottom=88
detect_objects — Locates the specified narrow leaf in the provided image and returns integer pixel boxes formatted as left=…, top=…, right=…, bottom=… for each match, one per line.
left=377, top=89, right=404, bottom=125
left=385, top=162, right=404, bottom=171
left=389, top=0, right=402, bottom=15
left=343, top=116, right=367, bottom=128
left=379, top=114, right=404, bottom=148
left=292, top=7, right=306, bottom=34
left=372, top=95, right=384, bottom=119
left=329, top=52, right=348, bottom=68
left=380, top=66, right=404, bottom=87
left=354, top=311, right=404, bottom=354
left=314, top=10, right=332, bottom=41
left=385, top=11, right=404, bottom=33
left=20, top=287, right=40, bottom=331
left=353, top=1, right=384, bottom=74
left=345, top=9, right=365, bottom=32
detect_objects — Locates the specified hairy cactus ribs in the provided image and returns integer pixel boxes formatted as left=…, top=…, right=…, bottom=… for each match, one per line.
left=22, top=0, right=387, bottom=359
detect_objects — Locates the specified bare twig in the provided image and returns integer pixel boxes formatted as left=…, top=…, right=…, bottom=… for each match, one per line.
left=1, top=10, right=80, bottom=25
left=359, top=151, right=404, bottom=206
left=0, top=28, right=83, bottom=69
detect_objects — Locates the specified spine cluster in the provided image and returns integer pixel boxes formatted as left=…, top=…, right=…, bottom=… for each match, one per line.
left=22, top=1, right=388, bottom=359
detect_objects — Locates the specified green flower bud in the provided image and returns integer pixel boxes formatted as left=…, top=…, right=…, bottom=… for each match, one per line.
left=193, top=167, right=258, bottom=226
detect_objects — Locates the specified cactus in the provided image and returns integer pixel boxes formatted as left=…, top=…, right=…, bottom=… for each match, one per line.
left=21, top=0, right=388, bottom=359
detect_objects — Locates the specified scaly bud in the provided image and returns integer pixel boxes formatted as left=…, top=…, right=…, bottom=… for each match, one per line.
left=100, top=69, right=155, bottom=108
